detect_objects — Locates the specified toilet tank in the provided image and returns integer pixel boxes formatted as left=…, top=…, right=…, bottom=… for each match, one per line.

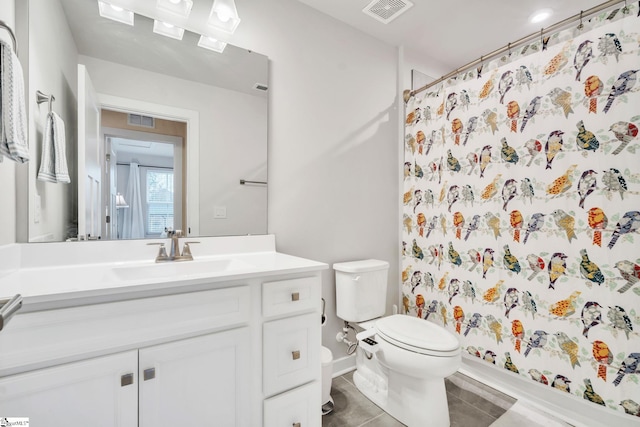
left=334, top=259, right=389, bottom=322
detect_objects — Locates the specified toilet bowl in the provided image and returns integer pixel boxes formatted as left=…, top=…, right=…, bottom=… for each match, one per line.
left=333, top=260, right=461, bottom=427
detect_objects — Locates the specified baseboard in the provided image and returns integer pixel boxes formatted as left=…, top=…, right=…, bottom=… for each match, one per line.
left=459, top=355, right=630, bottom=427
left=332, top=354, right=356, bottom=378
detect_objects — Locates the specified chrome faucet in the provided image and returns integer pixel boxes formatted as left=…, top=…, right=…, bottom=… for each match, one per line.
left=148, top=230, right=199, bottom=262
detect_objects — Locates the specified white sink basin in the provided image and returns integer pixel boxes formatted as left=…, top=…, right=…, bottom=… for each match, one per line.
left=111, top=258, right=254, bottom=281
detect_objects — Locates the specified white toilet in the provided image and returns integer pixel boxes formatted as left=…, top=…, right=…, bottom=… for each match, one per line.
left=334, top=259, right=461, bottom=427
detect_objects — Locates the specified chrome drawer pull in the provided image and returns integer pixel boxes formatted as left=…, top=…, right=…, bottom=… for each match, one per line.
left=121, top=373, right=134, bottom=387
left=292, top=350, right=301, bottom=360
left=144, top=368, right=156, bottom=381
left=291, top=292, right=300, bottom=301
left=0, top=294, right=23, bottom=332
left=293, top=423, right=301, bottom=427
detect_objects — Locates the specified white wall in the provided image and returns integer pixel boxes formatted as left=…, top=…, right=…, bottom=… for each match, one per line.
left=81, top=56, right=267, bottom=237
left=0, top=0, right=17, bottom=245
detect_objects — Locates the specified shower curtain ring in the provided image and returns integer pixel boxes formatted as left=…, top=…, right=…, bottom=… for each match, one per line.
left=622, top=0, right=629, bottom=14
left=577, top=11, right=584, bottom=30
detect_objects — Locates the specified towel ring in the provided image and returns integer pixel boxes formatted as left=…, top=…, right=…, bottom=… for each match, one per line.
left=0, top=20, right=17, bottom=54
left=36, top=90, right=55, bottom=113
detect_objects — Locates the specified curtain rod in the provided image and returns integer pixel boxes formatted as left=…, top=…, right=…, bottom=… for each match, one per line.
left=407, top=0, right=626, bottom=99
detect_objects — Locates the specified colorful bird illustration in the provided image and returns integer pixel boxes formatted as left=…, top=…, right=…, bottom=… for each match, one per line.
left=592, top=340, right=612, bottom=381
left=412, top=239, right=424, bottom=260
left=452, top=212, right=465, bottom=240
left=520, top=96, right=542, bottom=133
left=529, top=369, right=548, bottom=385
left=440, top=213, right=448, bottom=235
left=502, top=179, right=517, bottom=211
left=483, top=280, right=503, bottom=303
left=413, top=161, right=423, bottom=179
left=504, top=352, right=519, bottom=373
left=479, top=71, right=497, bottom=100
left=402, top=294, right=410, bottom=314
left=506, top=101, right=520, bottom=133
left=415, top=294, right=425, bottom=318
left=402, top=265, right=412, bottom=284
left=417, top=215, right=426, bottom=237
left=482, top=249, right=495, bottom=279
left=526, top=254, right=545, bottom=281
left=438, top=271, right=448, bottom=290
left=581, top=301, right=603, bottom=338
left=579, top=249, right=604, bottom=286
left=511, top=320, right=524, bottom=352
left=466, top=346, right=481, bottom=358
left=549, top=291, right=580, bottom=317
left=574, top=40, right=593, bottom=81
left=613, top=353, right=640, bottom=386
left=451, top=118, right=463, bottom=145
left=448, top=242, right=462, bottom=267
left=547, top=165, right=578, bottom=197
left=448, top=279, right=460, bottom=304
left=498, top=70, right=514, bottom=104
left=516, top=65, right=533, bottom=90
left=520, top=178, right=534, bottom=204
left=447, top=150, right=461, bottom=172
left=403, top=187, right=414, bottom=205
left=524, top=330, right=548, bottom=357
left=482, top=174, right=502, bottom=201
left=425, top=300, right=438, bottom=320
left=459, top=90, right=470, bottom=110
left=615, top=260, right=640, bottom=293
left=604, top=70, right=638, bottom=113
left=463, top=116, right=478, bottom=146
left=548, top=87, right=574, bottom=118
left=410, top=271, right=423, bottom=293
left=439, top=302, right=448, bottom=325
left=584, top=75, right=603, bottom=113
left=486, top=315, right=503, bottom=344
left=453, top=306, right=465, bottom=334
left=554, top=331, right=581, bottom=368
left=464, top=312, right=483, bottom=336
left=608, top=305, right=633, bottom=339
left=575, top=120, right=599, bottom=152
left=484, top=350, right=497, bottom=364
left=403, top=161, right=412, bottom=179
left=467, top=250, right=481, bottom=275
left=551, top=209, right=577, bottom=242
left=425, top=130, right=436, bottom=156
left=445, top=92, right=457, bottom=120
left=416, top=130, right=426, bottom=154
left=503, top=245, right=521, bottom=275
left=423, top=272, right=435, bottom=291
left=602, top=168, right=627, bottom=200
left=524, top=138, right=543, bottom=167
left=609, top=121, right=638, bottom=155
left=424, top=189, right=434, bottom=207
left=583, top=379, right=605, bottom=406
left=427, top=161, right=439, bottom=182
left=426, top=215, right=437, bottom=238
left=522, top=290, right=537, bottom=319
left=479, top=145, right=492, bottom=177
left=500, top=137, right=519, bottom=165
left=598, top=33, right=622, bottom=62
left=464, top=215, right=480, bottom=242
left=413, top=190, right=423, bottom=213
left=504, top=287, right=519, bottom=318
left=620, top=400, right=640, bottom=417
left=485, top=213, right=501, bottom=240
left=552, top=375, right=571, bottom=393
left=427, top=245, right=439, bottom=266
left=510, top=210, right=523, bottom=242
left=402, top=214, right=413, bottom=234
left=482, top=109, right=498, bottom=135
left=462, top=185, right=474, bottom=207
left=523, top=213, right=545, bottom=244
left=548, top=253, right=569, bottom=290
left=466, top=152, right=478, bottom=176
left=588, top=207, right=608, bottom=247
left=405, top=134, right=416, bottom=154
left=462, top=280, right=476, bottom=302
left=544, top=43, right=570, bottom=76
left=447, top=185, right=460, bottom=213
left=608, top=211, right=640, bottom=249
left=577, top=170, right=598, bottom=208
left=545, top=130, right=564, bottom=170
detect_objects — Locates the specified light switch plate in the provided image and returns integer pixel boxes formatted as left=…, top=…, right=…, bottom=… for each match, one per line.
left=214, top=206, right=227, bottom=219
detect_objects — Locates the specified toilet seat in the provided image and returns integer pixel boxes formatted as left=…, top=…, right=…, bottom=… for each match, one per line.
left=376, top=315, right=461, bottom=357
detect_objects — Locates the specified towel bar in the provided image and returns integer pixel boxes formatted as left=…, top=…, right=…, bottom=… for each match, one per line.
left=240, top=179, right=267, bottom=185
left=0, top=294, right=23, bottom=332
left=0, top=20, right=17, bottom=53
left=36, top=90, right=56, bottom=113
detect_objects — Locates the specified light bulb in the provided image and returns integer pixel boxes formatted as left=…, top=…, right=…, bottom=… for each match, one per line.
left=163, top=21, right=174, bottom=28
left=110, top=4, right=124, bottom=12
left=216, top=7, right=232, bottom=22
left=169, top=0, right=181, bottom=4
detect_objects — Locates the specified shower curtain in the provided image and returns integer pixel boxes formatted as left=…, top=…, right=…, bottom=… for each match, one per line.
left=403, top=5, right=639, bottom=420
left=122, top=162, right=145, bottom=239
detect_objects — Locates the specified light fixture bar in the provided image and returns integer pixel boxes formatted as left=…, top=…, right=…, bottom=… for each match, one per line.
left=153, top=20, right=185, bottom=40
left=197, top=35, right=227, bottom=53
left=98, top=1, right=134, bottom=26
left=207, top=0, right=241, bottom=34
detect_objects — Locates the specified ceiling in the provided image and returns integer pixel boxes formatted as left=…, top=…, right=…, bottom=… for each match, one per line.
left=297, top=0, right=607, bottom=72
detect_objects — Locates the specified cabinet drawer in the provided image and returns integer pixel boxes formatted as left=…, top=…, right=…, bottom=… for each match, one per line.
left=262, top=276, right=320, bottom=318
left=263, top=312, right=320, bottom=396
left=263, top=381, right=321, bottom=427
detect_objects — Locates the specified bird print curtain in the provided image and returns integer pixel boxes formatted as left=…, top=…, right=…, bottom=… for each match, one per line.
left=402, top=5, right=639, bottom=420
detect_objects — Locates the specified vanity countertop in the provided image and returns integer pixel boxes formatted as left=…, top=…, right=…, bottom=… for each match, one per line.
left=0, top=235, right=328, bottom=312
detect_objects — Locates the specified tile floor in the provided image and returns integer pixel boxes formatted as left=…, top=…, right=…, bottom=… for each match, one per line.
left=322, top=370, right=517, bottom=427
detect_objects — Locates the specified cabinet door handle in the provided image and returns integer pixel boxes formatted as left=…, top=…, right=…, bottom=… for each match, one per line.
left=121, top=373, right=134, bottom=387
left=291, top=292, right=300, bottom=301
left=293, top=423, right=301, bottom=427
left=144, top=368, right=156, bottom=381
left=292, top=350, right=301, bottom=360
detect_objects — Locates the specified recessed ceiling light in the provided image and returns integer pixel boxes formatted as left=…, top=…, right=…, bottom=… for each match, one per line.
left=156, top=0, right=193, bottom=18
left=197, top=35, right=227, bottom=53
left=530, top=8, right=553, bottom=24
left=98, top=1, right=134, bottom=25
left=153, top=19, right=185, bottom=40
left=208, top=0, right=241, bottom=34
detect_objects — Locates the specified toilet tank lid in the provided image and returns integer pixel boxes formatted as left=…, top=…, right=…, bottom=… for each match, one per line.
left=333, top=259, right=389, bottom=273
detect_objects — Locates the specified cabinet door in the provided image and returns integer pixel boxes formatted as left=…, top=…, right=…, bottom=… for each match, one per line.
left=139, top=327, right=251, bottom=427
left=0, top=351, right=138, bottom=427
left=264, top=381, right=321, bottom=427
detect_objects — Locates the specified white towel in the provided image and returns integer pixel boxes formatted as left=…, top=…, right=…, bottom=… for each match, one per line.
left=37, top=111, right=70, bottom=183
left=0, top=39, right=29, bottom=163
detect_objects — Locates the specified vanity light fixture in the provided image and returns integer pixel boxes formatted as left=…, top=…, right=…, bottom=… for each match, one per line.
left=115, top=193, right=129, bottom=208
left=156, top=0, right=193, bottom=18
left=197, top=35, right=227, bottom=53
left=529, top=8, right=553, bottom=24
left=153, top=20, right=185, bottom=40
left=98, top=1, right=134, bottom=26
left=207, top=0, right=241, bottom=34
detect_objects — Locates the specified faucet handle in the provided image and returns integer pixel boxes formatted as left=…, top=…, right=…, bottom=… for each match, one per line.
left=147, top=242, right=169, bottom=261
left=181, top=241, right=200, bottom=258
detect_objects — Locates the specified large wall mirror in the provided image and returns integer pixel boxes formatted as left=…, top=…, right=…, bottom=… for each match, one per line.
left=21, top=0, right=268, bottom=242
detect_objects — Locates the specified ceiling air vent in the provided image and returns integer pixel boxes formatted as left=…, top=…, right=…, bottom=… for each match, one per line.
left=253, top=83, right=268, bottom=92
left=128, top=113, right=155, bottom=129
left=363, top=0, right=413, bottom=24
